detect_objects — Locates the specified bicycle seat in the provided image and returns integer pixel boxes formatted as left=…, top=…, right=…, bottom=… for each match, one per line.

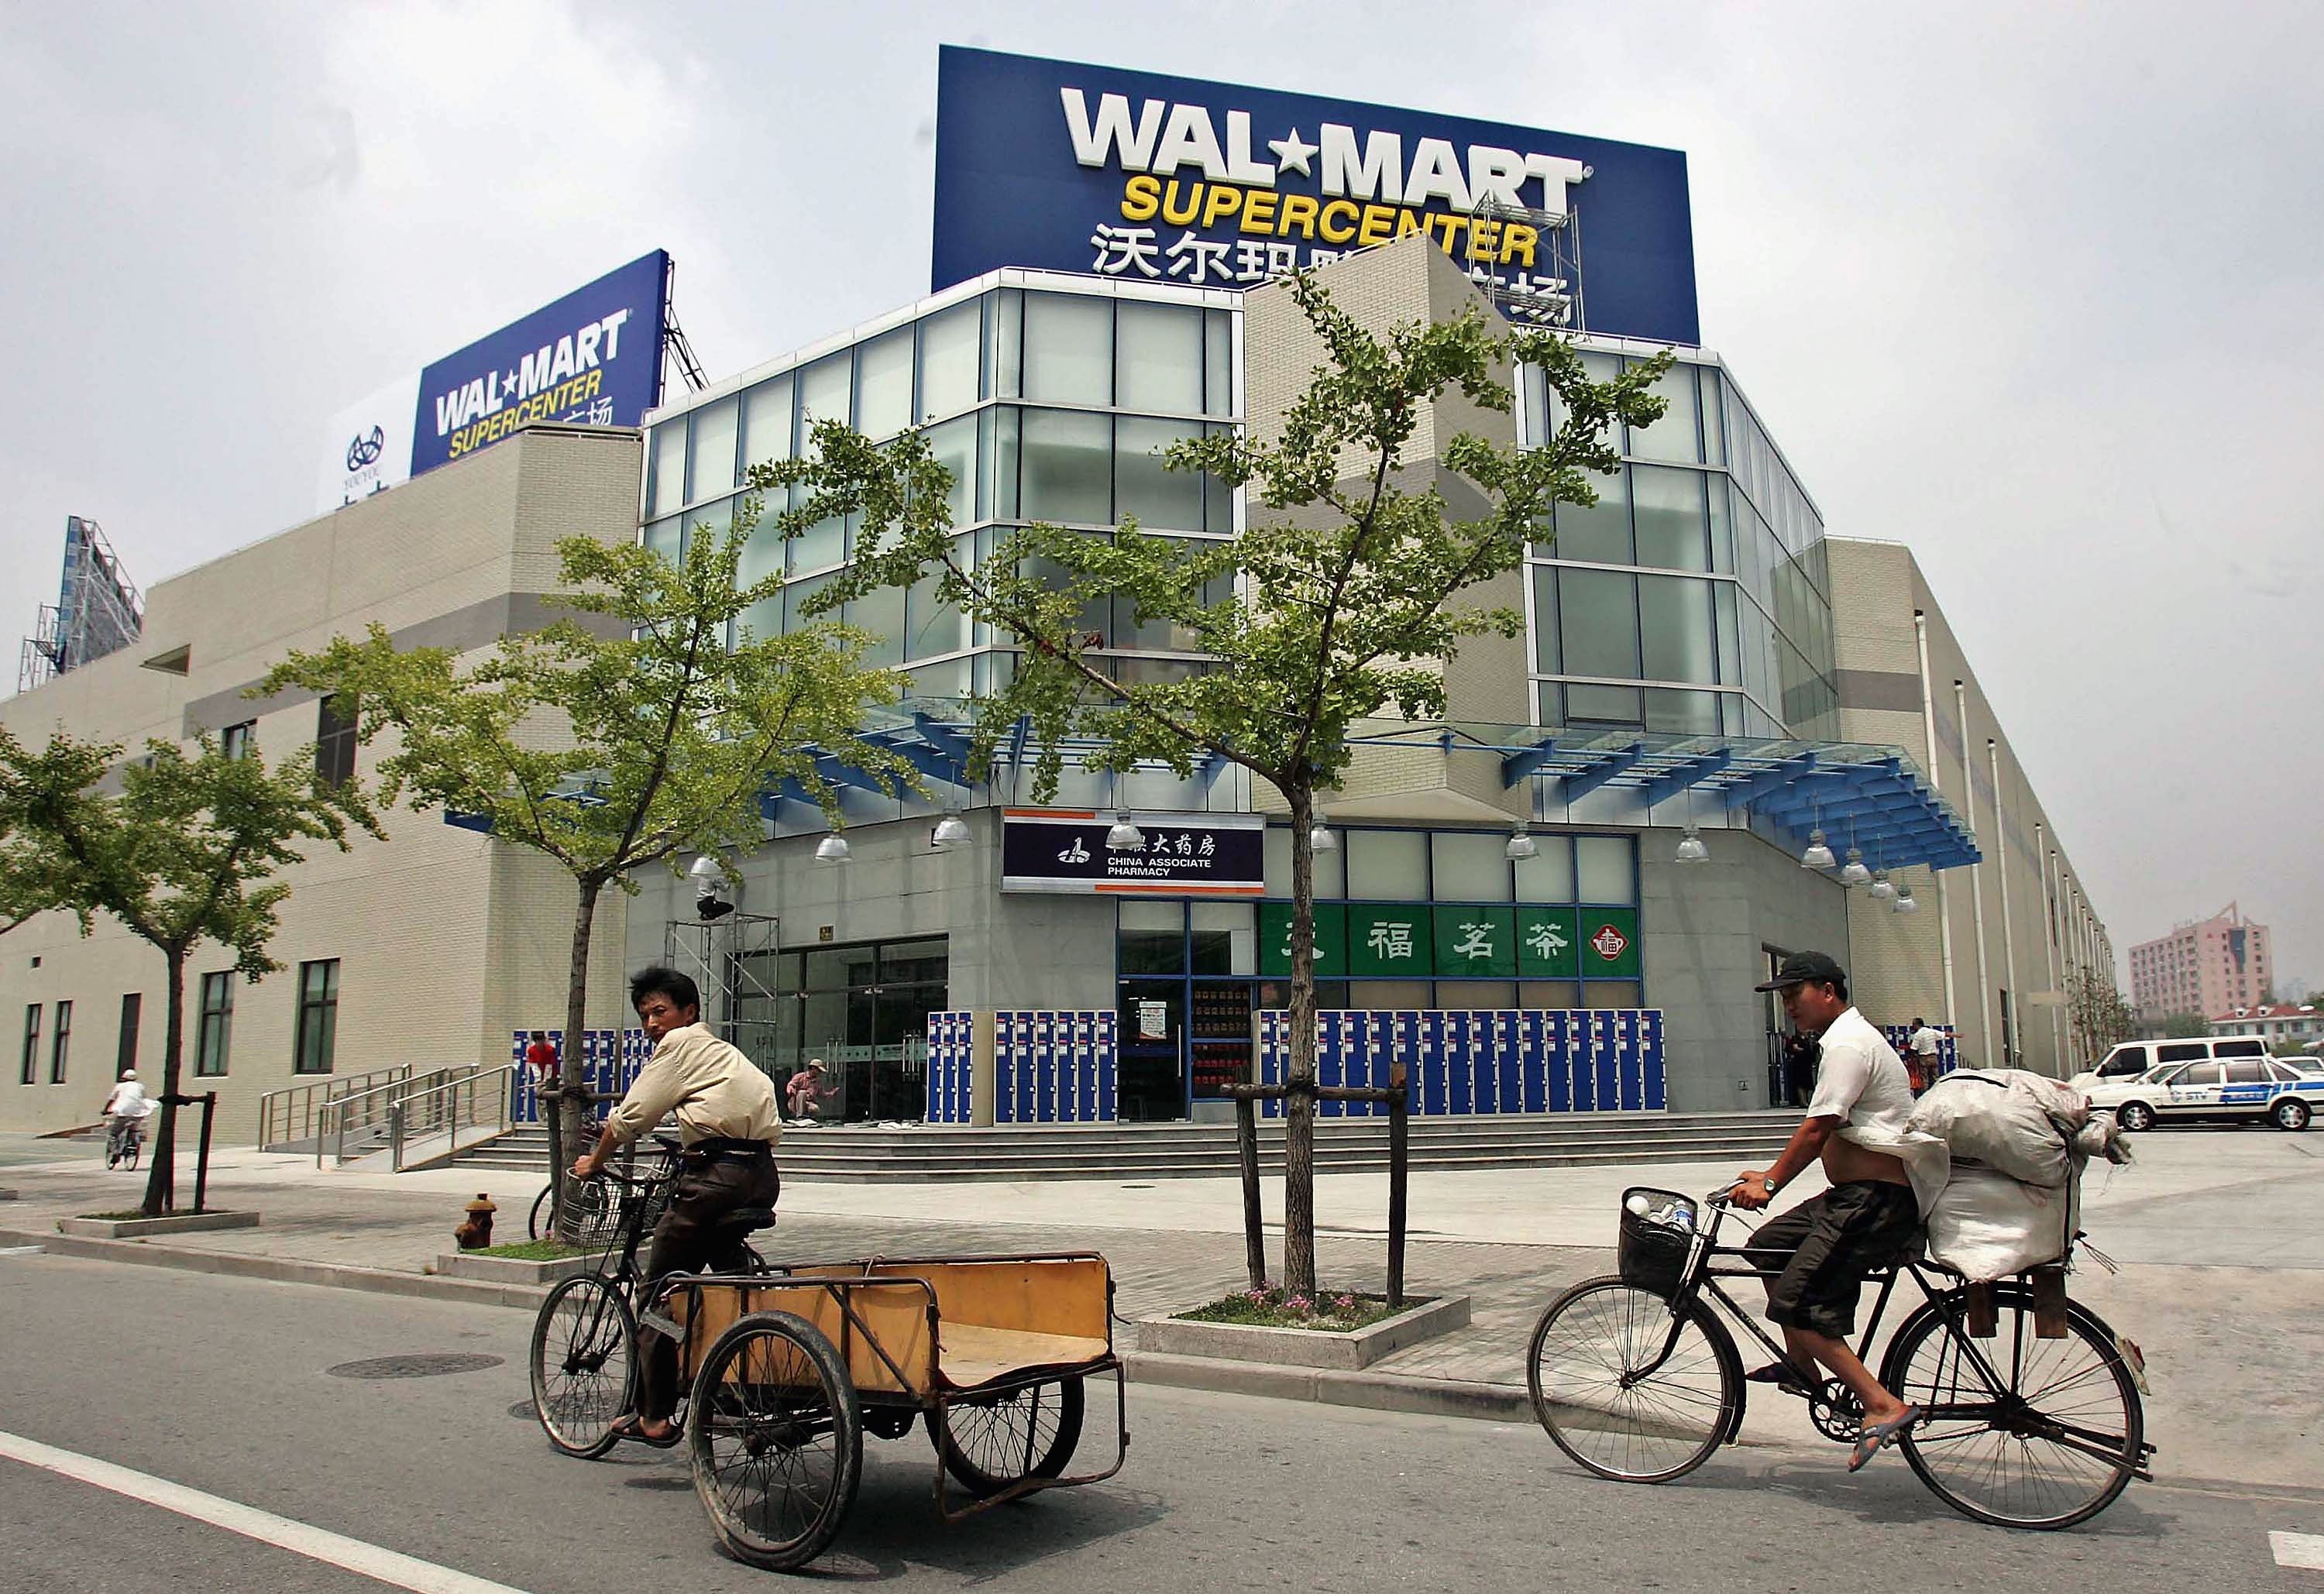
left=715, top=1206, right=777, bottom=1234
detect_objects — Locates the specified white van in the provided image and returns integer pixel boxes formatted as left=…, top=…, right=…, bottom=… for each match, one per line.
left=2068, top=1036, right=2270, bottom=1089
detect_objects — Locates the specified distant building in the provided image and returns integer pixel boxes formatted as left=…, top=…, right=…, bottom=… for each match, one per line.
left=2210, top=1002, right=2322, bottom=1053
left=2130, top=903, right=2271, bottom=1022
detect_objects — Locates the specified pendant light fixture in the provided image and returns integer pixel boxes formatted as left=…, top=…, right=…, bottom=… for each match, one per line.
left=1105, top=810, right=1145, bottom=851
left=1799, top=828, right=1836, bottom=871
left=1308, top=803, right=1337, bottom=854
left=1893, top=885, right=1920, bottom=914
left=1674, top=824, right=1710, bottom=864
left=1838, top=847, right=1872, bottom=888
left=813, top=833, right=852, bottom=865
left=932, top=811, right=973, bottom=849
left=1868, top=869, right=1896, bottom=902
left=1505, top=820, right=1538, bottom=861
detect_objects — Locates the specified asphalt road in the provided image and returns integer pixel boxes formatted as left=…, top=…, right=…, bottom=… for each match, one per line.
left=2, top=1252, right=2316, bottom=1592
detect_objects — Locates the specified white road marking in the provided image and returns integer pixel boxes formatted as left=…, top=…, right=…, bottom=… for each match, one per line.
left=0, top=1429, right=535, bottom=1594
left=2276, top=1531, right=2324, bottom=1570
left=0, top=1245, right=46, bottom=1255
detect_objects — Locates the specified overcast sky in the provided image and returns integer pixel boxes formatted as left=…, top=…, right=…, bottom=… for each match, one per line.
left=3, top=1, right=2317, bottom=991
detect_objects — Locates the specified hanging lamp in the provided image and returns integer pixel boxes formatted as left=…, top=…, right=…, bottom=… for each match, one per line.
left=1105, top=810, right=1144, bottom=851
left=813, top=833, right=852, bottom=865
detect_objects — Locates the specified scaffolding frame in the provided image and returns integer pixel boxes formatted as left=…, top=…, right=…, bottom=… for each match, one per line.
left=19, top=516, right=143, bottom=694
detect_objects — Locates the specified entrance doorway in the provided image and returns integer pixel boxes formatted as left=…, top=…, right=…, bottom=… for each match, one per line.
left=738, top=938, right=949, bottom=1122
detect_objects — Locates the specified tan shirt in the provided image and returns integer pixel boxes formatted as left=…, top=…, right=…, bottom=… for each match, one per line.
left=603, top=1023, right=782, bottom=1148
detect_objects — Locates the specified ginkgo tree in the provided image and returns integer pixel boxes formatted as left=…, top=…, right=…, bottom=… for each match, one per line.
left=0, top=728, right=380, bottom=1216
left=768, top=269, right=1669, bottom=1293
left=261, top=515, right=913, bottom=1228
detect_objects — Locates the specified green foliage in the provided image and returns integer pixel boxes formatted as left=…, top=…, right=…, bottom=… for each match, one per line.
left=0, top=728, right=380, bottom=977
left=2065, top=965, right=2139, bottom=1056
left=260, top=510, right=914, bottom=891
left=2158, top=1009, right=2211, bottom=1039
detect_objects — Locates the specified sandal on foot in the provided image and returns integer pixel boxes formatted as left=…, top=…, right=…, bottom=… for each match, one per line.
left=608, top=1414, right=683, bottom=1449
left=1744, top=1361, right=1817, bottom=1396
left=1848, top=1406, right=1920, bottom=1472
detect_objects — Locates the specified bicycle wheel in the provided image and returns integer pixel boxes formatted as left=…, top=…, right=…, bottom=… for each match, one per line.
left=1528, top=1276, right=1740, bottom=1483
left=530, top=1275, right=637, bottom=1458
left=528, top=1183, right=551, bottom=1242
left=1880, top=1283, right=2144, bottom=1529
left=123, top=1132, right=139, bottom=1172
left=689, top=1310, right=861, bottom=1572
left=927, top=1376, right=1085, bottom=1498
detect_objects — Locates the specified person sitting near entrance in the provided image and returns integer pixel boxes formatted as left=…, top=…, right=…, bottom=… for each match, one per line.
left=570, top=965, right=782, bottom=1448
left=1729, top=951, right=1948, bottom=1472
left=785, top=1056, right=835, bottom=1123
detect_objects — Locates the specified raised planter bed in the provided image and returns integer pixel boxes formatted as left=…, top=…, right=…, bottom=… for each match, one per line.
left=57, top=1211, right=260, bottom=1239
left=1138, top=1293, right=1471, bottom=1372
left=432, top=1250, right=597, bottom=1285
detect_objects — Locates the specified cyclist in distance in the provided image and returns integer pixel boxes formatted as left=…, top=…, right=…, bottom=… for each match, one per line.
left=100, top=1068, right=153, bottom=1165
left=569, top=966, right=781, bottom=1448
left=1729, top=951, right=1948, bottom=1470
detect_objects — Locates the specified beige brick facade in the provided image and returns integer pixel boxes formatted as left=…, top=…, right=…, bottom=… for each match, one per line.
left=1830, top=537, right=2114, bottom=1076
left=2, top=425, right=644, bottom=1142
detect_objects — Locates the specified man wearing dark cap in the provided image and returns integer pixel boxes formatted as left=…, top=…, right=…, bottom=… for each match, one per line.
left=1731, top=951, right=1947, bottom=1470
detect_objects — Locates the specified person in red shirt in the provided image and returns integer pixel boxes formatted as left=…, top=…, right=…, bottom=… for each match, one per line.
left=524, top=1031, right=559, bottom=1090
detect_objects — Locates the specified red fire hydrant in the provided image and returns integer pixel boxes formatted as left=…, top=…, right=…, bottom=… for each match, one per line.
left=454, top=1193, right=497, bottom=1250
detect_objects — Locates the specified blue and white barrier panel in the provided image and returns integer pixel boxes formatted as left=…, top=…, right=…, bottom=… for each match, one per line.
left=508, top=1029, right=648, bottom=1123
left=1257, top=1009, right=1666, bottom=1118
left=993, top=1009, right=1119, bottom=1125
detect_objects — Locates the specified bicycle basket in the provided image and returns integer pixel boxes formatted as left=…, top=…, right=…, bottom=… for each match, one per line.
left=1618, top=1187, right=1700, bottom=1301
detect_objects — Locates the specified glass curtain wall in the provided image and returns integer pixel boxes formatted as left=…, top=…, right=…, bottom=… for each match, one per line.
left=737, top=938, right=950, bottom=1122
left=1516, top=351, right=1837, bottom=740
left=641, top=282, right=1239, bottom=706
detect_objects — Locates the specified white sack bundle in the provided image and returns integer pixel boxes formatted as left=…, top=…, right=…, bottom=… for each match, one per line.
left=1924, top=1163, right=2073, bottom=1282
left=1909, top=1069, right=2092, bottom=1188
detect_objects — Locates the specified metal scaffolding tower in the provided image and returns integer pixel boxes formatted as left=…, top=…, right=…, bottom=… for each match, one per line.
left=663, top=911, right=782, bottom=1067
left=19, top=516, right=143, bottom=694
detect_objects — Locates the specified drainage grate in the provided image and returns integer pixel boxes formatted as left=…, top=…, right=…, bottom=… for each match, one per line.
left=328, top=1353, right=504, bottom=1379
left=508, top=1400, right=539, bottom=1421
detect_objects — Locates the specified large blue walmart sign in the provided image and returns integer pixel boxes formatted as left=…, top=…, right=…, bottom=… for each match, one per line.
left=931, top=47, right=1700, bottom=345
left=411, top=250, right=669, bottom=476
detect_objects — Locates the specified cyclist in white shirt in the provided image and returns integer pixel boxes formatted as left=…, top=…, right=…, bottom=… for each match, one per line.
left=101, top=1070, right=154, bottom=1163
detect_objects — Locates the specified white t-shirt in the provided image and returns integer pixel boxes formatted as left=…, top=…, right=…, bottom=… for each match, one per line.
left=1907, top=1024, right=1941, bottom=1057
left=102, top=1080, right=153, bottom=1119
left=1805, top=1007, right=1948, bottom=1213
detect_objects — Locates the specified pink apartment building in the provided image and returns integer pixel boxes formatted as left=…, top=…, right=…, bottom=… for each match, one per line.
left=2130, top=903, right=2271, bottom=1022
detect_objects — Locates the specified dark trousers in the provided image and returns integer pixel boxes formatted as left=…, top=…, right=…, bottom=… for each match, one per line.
left=637, top=1154, right=782, bottom=1421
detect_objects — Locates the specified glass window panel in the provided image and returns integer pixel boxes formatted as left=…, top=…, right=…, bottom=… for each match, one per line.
left=1191, top=902, right=1256, bottom=977
left=1521, top=980, right=1580, bottom=1008
left=1583, top=981, right=1644, bottom=1009
left=782, top=569, right=837, bottom=634
left=923, top=414, right=975, bottom=531
left=917, top=300, right=982, bottom=423
left=685, top=496, right=731, bottom=555
left=1551, top=463, right=1631, bottom=564
left=1022, top=293, right=1112, bottom=406
left=1116, top=417, right=1203, bottom=531
left=1264, top=825, right=1344, bottom=898
left=1117, top=899, right=1184, bottom=975
left=1019, top=533, right=1112, bottom=642
left=1530, top=565, right=1560, bottom=673
left=1116, top=300, right=1204, bottom=414
left=1714, top=582, right=1741, bottom=685
left=736, top=512, right=786, bottom=641
left=1576, top=835, right=1635, bottom=903
left=796, top=354, right=851, bottom=452
left=1431, top=832, right=1513, bottom=902
left=1535, top=680, right=1562, bottom=727
left=851, top=579, right=905, bottom=669
left=990, top=289, right=1022, bottom=399
left=1346, top=830, right=1427, bottom=900
left=1631, top=465, right=1708, bottom=572
left=642, top=514, right=682, bottom=566
left=1205, top=309, right=1234, bottom=417
left=988, top=407, right=1019, bottom=520
left=904, top=658, right=970, bottom=701
left=855, top=327, right=914, bottom=439
left=906, top=536, right=971, bottom=660
left=1514, top=838, right=1575, bottom=902
left=1629, top=359, right=1702, bottom=464
left=1019, top=409, right=1112, bottom=524
left=741, top=375, right=793, bottom=471
left=1354, top=981, right=1431, bottom=1009
left=1565, top=683, right=1642, bottom=726
left=648, top=422, right=687, bottom=516
left=1703, top=369, right=1727, bottom=466
left=1556, top=567, right=1640, bottom=678
left=1644, top=686, right=1721, bottom=734
left=1443, top=981, right=1514, bottom=1009
left=1707, top=470, right=1734, bottom=573
left=686, top=397, right=738, bottom=503
left=788, top=494, right=844, bottom=573
left=1639, top=574, right=1717, bottom=684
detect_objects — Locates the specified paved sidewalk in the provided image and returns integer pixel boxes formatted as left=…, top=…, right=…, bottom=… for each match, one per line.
left=7, top=1128, right=2324, bottom=1493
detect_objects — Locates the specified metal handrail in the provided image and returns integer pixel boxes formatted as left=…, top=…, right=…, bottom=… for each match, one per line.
left=388, top=1063, right=518, bottom=1172
left=319, top=1066, right=467, bottom=1166
left=257, top=1066, right=411, bottom=1150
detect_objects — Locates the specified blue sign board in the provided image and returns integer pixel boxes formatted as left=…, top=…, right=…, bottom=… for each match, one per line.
left=408, top=249, right=669, bottom=478
left=931, top=47, right=1699, bottom=345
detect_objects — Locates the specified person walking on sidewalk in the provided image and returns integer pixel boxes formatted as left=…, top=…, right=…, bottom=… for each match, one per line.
left=1729, top=951, right=1948, bottom=1471
left=569, top=966, right=782, bottom=1448
left=1905, top=1016, right=1942, bottom=1094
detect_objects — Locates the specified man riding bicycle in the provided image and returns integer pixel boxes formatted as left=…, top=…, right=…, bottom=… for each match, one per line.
left=1731, top=951, right=1947, bottom=1470
left=101, top=1069, right=154, bottom=1165
left=569, top=966, right=782, bottom=1448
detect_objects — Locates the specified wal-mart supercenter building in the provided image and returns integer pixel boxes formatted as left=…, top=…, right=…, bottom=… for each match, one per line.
left=0, top=47, right=2116, bottom=1145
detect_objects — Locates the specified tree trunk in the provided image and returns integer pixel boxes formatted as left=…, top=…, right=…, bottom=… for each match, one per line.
left=1283, top=784, right=1318, bottom=1296
left=139, top=946, right=186, bottom=1217
left=548, top=875, right=603, bottom=1235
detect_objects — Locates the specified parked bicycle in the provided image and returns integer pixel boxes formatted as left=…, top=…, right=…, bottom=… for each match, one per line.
left=527, top=1134, right=774, bottom=1458
left=1526, top=1186, right=2154, bottom=1530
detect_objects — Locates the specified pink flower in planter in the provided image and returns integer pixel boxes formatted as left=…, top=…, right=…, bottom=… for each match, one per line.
left=1287, top=1293, right=1312, bottom=1312
left=1334, top=1294, right=1358, bottom=1311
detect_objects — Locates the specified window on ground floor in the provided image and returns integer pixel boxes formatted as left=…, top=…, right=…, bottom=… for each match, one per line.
left=294, top=960, right=339, bottom=1074
left=196, top=972, right=235, bottom=1077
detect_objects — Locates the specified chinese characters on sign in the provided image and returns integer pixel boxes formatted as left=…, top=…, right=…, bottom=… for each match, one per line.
left=1258, top=903, right=1637, bottom=981
left=1000, top=809, right=1264, bottom=895
left=1085, top=222, right=1576, bottom=321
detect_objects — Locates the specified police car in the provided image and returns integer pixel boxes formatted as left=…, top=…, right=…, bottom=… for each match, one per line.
left=2088, top=1055, right=2319, bottom=1132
